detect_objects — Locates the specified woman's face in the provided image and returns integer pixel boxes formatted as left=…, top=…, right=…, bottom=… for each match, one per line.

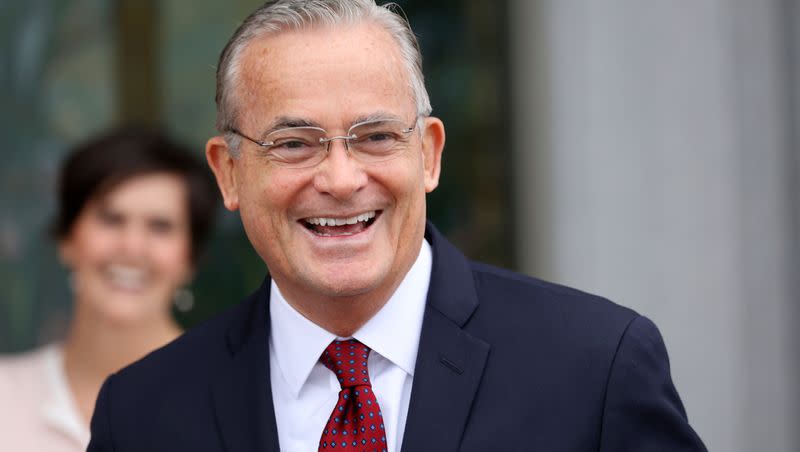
left=59, top=173, right=193, bottom=325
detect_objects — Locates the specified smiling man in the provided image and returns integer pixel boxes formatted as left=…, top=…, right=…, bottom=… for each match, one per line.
left=205, top=19, right=443, bottom=340
left=87, top=1, right=706, bottom=451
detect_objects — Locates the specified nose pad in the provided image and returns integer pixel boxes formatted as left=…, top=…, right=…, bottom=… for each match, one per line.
left=320, top=135, right=355, bottom=157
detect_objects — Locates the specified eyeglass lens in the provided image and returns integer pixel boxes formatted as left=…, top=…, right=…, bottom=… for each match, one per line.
left=263, top=120, right=413, bottom=168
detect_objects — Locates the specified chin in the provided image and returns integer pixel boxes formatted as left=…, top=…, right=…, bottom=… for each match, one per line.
left=305, top=267, right=389, bottom=299
left=90, top=293, right=170, bottom=326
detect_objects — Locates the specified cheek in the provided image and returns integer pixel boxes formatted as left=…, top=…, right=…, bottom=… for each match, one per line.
left=152, top=236, right=192, bottom=279
left=386, top=159, right=426, bottom=204
left=68, top=230, right=115, bottom=266
left=239, top=164, right=277, bottom=206
left=241, top=169, right=304, bottom=221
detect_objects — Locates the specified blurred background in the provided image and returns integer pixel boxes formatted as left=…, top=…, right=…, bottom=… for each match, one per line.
left=0, top=0, right=797, bottom=451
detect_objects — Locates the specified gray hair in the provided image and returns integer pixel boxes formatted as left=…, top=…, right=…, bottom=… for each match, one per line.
left=215, top=0, right=432, bottom=156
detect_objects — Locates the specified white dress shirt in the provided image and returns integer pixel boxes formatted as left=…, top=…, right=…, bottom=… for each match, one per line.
left=269, top=239, right=432, bottom=452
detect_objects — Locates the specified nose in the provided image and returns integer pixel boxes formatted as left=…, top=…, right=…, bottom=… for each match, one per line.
left=117, top=224, right=149, bottom=260
left=312, top=139, right=368, bottom=201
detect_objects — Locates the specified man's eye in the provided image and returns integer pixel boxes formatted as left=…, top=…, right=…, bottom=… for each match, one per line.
left=272, top=139, right=312, bottom=150
left=363, top=132, right=397, bottom=142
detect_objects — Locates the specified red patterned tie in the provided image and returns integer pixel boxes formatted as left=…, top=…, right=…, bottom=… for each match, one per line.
left=318, top=339, right=386, bottom=451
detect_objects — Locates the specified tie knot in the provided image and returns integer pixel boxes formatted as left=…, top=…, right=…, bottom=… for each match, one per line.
left=320, top=339, right=372, bottom=389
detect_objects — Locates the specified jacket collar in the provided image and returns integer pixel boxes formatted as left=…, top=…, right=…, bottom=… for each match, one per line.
left=400, top=221, right=490, bottom=452
left=423, top=221, right=480, bottom=326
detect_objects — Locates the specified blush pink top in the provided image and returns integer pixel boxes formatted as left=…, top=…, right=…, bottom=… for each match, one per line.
left=0, top=344, right=90, bottom=451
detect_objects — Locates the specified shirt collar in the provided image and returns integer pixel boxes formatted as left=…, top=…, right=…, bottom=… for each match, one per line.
left=352, top=239, right=431, bottom=377
left=40, top=344, right=91, bottom=446
left=269, top=238, right=432, bottom=397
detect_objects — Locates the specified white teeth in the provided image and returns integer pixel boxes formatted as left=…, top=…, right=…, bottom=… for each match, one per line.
left=305, top=211, right=376, bottom=227
left=106, top=264, right=148, bottom=290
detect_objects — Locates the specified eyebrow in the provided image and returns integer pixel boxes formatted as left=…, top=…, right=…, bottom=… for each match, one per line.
left=258, top=116, right=323, bottom=138
left=257, top=112, right=406, bottom=138
left=350, top=111, right=405, bottom=125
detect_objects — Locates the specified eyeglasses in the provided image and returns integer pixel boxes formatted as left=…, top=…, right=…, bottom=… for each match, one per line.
left=228, top=118, right=418, bottom=169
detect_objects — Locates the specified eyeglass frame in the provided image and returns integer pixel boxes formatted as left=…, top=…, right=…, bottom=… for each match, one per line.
left=225, top=116, right=423, bottom=168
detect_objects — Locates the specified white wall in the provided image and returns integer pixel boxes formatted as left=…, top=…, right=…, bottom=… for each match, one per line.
left=510, top=1, right=799, bottom=451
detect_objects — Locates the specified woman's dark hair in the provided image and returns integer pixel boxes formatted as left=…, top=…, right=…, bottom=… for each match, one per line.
left=53, top=126, right=219, bottom=263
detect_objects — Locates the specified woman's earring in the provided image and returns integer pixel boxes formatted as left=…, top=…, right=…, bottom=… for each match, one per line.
left=174, top=288, right=194, bottom=312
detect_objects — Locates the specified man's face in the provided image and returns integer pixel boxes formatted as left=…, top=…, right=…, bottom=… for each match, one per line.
left=207, top=23, right=444, bottom=306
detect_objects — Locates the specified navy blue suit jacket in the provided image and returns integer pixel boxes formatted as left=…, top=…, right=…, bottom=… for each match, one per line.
left=87, top=223, right=706, bottom=451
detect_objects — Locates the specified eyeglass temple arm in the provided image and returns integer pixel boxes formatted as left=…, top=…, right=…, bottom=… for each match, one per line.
left=229, top=128, right=273, bottom=147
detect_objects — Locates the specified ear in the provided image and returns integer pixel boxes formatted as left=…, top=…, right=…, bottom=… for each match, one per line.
left=206, top=136, right=241, bottom=211
left=420, top=117, right=445, bottom=193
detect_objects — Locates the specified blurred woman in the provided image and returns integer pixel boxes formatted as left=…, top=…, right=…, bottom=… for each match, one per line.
left=0, top=127, right=218, bottom=451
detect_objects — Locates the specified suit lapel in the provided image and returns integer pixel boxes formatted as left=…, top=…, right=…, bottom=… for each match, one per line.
left=211, top=281, right=281, bottom=452
left=400, top=223, right=490, bottom=452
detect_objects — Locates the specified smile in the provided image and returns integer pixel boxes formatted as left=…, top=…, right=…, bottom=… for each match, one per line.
left=301, top=210, right=379, bottom=236
left=104, top=264, right=149, bottom=291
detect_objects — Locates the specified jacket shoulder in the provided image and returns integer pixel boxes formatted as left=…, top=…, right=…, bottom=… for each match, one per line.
left=465, top=261, right=641, bottom=366
left=469, top=261, right=637, bottom=323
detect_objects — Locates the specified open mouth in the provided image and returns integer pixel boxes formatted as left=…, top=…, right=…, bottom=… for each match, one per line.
left=301, top=210, right=380, bottom=237
left=104, top=263, right=149, bottom=291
